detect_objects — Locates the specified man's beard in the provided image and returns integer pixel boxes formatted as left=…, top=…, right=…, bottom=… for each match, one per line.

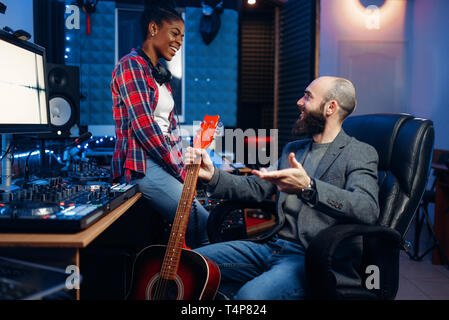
left=292, top=102, right=326, bottom=137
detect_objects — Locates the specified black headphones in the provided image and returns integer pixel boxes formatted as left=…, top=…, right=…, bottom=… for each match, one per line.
left=76, top=0, right=98, bottom=14
left=137, top=48, right=172, bottom=86
left=0, top=1, right=6, bottom=14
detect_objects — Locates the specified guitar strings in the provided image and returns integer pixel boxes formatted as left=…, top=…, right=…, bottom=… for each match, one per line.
left=159, top=165, right=196, bottom=299
left=154, top=164, right=200, bottom=300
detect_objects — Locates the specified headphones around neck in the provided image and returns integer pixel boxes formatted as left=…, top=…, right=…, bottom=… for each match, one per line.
left=137, top=48, right=172, bottom=85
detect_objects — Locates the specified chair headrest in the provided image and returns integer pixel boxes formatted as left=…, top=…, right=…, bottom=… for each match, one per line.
left=342, top=114, right=413, bottom=171
left=391, top=117, right=434, bottom=196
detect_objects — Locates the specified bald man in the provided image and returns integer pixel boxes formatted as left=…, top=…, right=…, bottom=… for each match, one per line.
left=187, top=76, right=380, bottom=300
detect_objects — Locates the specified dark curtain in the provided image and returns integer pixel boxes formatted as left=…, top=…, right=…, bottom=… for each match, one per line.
left=33, top=0, right=65, bottom=64
left=277, top=0, right=317, bottom=152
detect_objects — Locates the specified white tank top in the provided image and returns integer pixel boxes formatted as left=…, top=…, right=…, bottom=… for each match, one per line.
left=154, top=83, right=174, bottom=135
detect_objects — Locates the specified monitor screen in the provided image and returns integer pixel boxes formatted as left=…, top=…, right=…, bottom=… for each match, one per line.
left=0, top=30, right=50, bottom=134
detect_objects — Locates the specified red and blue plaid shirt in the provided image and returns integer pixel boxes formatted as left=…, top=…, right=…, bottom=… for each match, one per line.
left=111, top=49, right=186, bottom=183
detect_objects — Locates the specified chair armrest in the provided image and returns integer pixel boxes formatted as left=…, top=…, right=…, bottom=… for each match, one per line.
left=306, top=224, right=401, bottom=300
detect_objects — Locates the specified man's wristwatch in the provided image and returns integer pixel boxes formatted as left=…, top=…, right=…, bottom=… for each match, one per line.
left=300, top=178, right=316, bottom=203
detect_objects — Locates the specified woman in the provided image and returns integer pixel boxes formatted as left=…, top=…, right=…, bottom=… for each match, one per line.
left=111, top=0, right=209, bottom=248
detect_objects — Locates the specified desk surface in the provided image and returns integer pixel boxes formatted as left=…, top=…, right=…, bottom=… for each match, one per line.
left=0, top=193, right=142, bottom=248
left=432, top=163, right=449, bottom=171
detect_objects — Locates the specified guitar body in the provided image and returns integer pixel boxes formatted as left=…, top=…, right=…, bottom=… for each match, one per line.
left=128, top=245, right=221, bottom=300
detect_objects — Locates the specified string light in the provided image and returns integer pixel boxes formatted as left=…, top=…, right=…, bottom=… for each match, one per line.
left=14, top=150, right=53, bottom=159
left=13, top=136, right=116, bottom=160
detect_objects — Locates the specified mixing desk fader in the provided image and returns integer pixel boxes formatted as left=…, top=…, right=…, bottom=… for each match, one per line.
left=0, top=180, right=138, bottom=233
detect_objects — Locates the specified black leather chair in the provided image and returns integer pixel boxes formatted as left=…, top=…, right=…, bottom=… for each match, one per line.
left=207, top=114, right=435, bottom=300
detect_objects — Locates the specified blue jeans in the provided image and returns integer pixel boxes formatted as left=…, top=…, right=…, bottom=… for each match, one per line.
left=195, top=236, right=307, bottom=300
left=131, top=157, right=210, bottom=248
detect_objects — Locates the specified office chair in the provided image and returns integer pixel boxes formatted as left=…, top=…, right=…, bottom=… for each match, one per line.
left=207, top=114, right=435, bottom=300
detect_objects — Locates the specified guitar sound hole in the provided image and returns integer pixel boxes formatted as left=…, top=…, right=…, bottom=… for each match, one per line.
left=147, top=275, right=183, bottom=300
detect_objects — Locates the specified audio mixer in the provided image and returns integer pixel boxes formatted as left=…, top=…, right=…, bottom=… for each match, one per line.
left=0, top=179, right=137, bottom=233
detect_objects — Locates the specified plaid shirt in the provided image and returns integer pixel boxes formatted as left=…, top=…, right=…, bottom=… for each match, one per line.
left=111, top=49, right=186, bottom=183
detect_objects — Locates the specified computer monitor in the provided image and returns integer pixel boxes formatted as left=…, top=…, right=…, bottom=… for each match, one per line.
left=0, top=29, right=50, bottom=134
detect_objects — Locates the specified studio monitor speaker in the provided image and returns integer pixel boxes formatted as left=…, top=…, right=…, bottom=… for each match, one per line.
left=45, top=63, right=80, bottom=137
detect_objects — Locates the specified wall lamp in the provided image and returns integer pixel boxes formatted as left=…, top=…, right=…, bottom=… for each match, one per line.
left=359, top=0, right=386, bottom=8
left=360, top=0, right=386, bottom=30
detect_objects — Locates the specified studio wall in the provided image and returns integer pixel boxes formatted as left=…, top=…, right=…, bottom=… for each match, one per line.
left=64, top=1, right=238, bottom=129
left=184, top=7, right=238, bottom=127
left=319, top=0, right=449, bottom=150
left=406, top=0, right=449, bottom=151
left=64, top=0, right=116, bottom=127
left=319, top=0, right=408, bottom=116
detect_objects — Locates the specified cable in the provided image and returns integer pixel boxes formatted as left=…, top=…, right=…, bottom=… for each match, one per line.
left=24, top=148, right=42, bottom=181
left=0, top=141, right=14, bottom=161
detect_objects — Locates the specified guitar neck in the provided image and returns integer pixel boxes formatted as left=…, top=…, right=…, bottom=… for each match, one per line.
left=160, top=163, right=201, bottom=280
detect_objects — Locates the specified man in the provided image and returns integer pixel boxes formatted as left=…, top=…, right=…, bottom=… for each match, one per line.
left=186, top=76, right=380, bottom=299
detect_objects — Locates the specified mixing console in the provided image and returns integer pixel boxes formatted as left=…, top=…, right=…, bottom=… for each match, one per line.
left=65, top=162, right=111, bottom=182
left=0, top=179, right=137, bottom=233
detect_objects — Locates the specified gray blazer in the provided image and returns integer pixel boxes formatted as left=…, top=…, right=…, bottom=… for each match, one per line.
left=206, top=129, right=380, bottom=285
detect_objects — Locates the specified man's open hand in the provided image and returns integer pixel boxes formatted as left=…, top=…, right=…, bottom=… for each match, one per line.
left=252, top=153, right=311, bottom=194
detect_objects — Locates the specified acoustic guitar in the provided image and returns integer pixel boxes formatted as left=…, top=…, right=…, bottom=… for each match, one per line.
left=127, top=115, right=221, bottom=300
